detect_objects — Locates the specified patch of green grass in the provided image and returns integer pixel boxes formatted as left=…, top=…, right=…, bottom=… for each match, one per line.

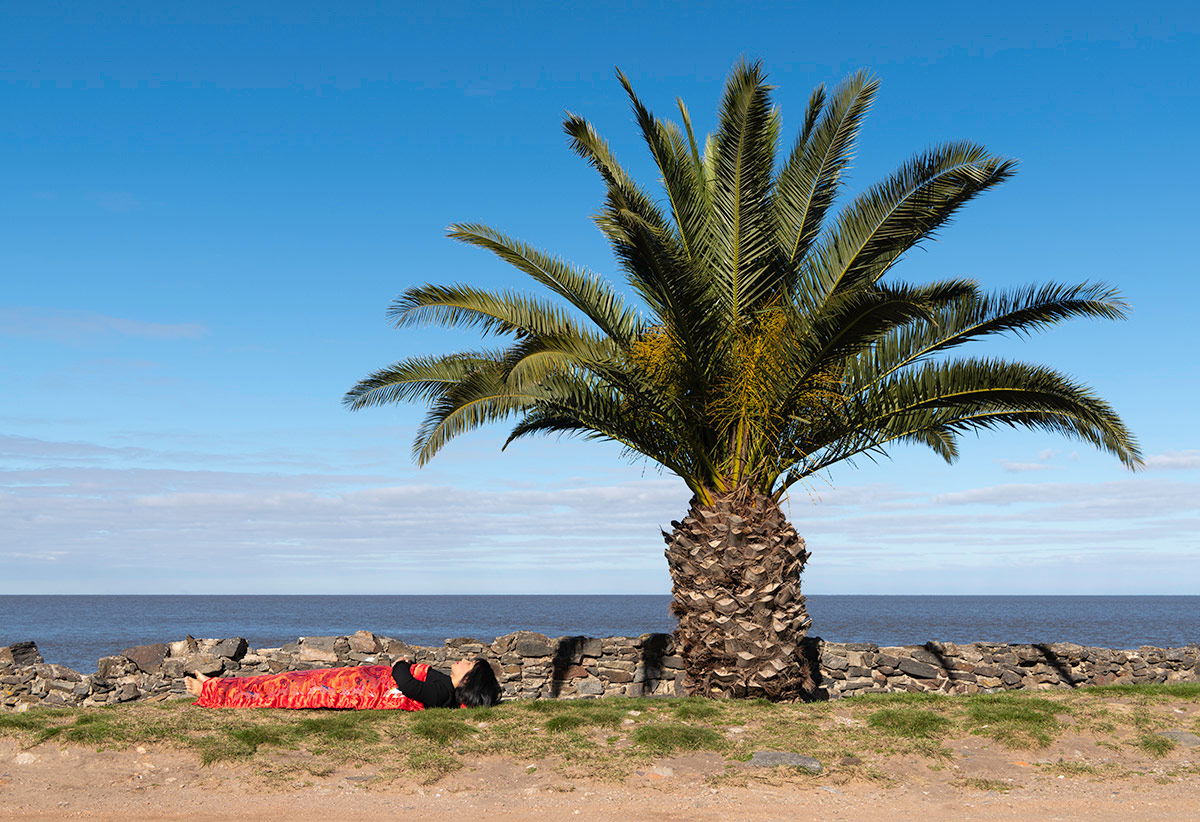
left=408, top=711, right=477, bottom=745
left=294, top=714, right=379, bottom=744
left=226, top=723, right=293, bottom=751
left=963, top=695, right=1069, bottom=748
left=462, top=706, right=497, bottom=722
left=23, top=713, right=125, bottom=747
left=1136, top=733, right=1176, bottom=758
left=406, top=749, right=463, bottom=784
left=513, top=698, right=629, bottom=734
left=867, top=708, right=951, bottom=740
left=0, top=710, right=67, bottom=732
left=1088, top=683, right=1200, bottom=700
left=673, top=700, right=722, bottom=720
left=631, top=722, right=727, bottom=756
left=541, top=714, right=589, bottom=733
left=854, top=691, right=949, bottom=707
left=56, top=714, right=126, bottom=746
left=0, top=714, right=39, bottom=732
left=543, top=710, right=623, bottom=733
left=4, top=681, right=1196, bottom=789
left=195, top=734, right=255, bottom=765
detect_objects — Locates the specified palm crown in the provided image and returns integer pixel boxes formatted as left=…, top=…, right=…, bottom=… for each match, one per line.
left=346, top=62, right=1142, bottom=503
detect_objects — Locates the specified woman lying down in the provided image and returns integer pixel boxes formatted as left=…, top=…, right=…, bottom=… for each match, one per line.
left=185, top=657, right=502, bottom=710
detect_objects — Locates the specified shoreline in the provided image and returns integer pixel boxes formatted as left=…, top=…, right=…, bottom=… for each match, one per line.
left=7, top=594, right=1198, bottom=675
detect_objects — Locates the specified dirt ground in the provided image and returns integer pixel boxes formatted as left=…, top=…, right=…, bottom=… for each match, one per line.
left=3, top=722, right=1198, bottom=822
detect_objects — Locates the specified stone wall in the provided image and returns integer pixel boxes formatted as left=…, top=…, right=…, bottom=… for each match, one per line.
left=2, top=633, right=1197, bottom=712
left=815, top=640, right=1199, bottom=698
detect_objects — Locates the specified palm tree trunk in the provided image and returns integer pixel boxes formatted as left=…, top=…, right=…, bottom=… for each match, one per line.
left=664, top=491, right=816, bottom=699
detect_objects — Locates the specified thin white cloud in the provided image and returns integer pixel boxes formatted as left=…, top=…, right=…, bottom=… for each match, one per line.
left=998, top=447, right=1066, bottom=472
left=1144, top=450, right=1200, bottom=470
left=2, top=452, right=1197, bottom=594
left=0, top=434, right=151, bottom=463
left=2, top=432, right=1197, bottom=594
left=0, top=308, right=206, bottom=342
left=0, top=433, right=349, bottom=474
left=999, top=461, right=1063, bottom=473
left=929, top=479, right=1200, bottom=516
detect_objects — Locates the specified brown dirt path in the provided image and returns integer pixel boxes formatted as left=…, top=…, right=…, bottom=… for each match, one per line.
left=3, top=736, right=1198, bottom=821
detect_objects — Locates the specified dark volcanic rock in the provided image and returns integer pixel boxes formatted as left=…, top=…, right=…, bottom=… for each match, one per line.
left=119, top=643, right=170, bottom=673
left=96, top=656, right=137, bottom=678
left=177, top=654, right=225, bottom=677
left=1159, top=731, right=1200, bottom=747
left=747, top=751, right=823, bottom=774
left=0, top=641, right=43, bottom=667
left=553, top=665, right=590, bottom=680
left=898, top=657, right=941, bottom=679
left=512, top=632, right=553, bottom=657
left=210, top=637, right=248, bottom=661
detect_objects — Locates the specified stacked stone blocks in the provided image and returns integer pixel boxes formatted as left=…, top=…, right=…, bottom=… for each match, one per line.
left=2, top=634, right=1196, bottom=712
left=816, top=640, right=1200, bottom=697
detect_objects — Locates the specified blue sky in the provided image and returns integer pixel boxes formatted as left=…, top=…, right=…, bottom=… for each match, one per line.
left=2, top=1, right=1197, bottom=594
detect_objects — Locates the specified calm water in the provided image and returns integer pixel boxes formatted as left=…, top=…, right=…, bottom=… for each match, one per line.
left=1, top=595, right=1197, bottom=674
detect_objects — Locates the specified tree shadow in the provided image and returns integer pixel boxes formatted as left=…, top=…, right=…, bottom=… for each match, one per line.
left=799, top=636, right=827, bottom=700
left=922, top=641, right=956, bottom=681
left=923, top=641, right=1080, bottom=688
left=1032, top=643, right=1080, bottom=686
left=639, top=633, right=670, bottom=690
left=548, top=636, right=587, bottom=698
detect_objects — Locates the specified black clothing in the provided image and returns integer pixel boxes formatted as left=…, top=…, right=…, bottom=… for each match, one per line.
left=391, top=661, right=458, bottom=708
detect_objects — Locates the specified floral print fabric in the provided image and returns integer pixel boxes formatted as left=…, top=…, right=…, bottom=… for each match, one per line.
left=194, top=664, right=429, bottom=710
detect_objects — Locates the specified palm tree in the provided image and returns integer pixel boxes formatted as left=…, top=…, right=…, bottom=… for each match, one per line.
left=345, top=62, right=1141, bottom=700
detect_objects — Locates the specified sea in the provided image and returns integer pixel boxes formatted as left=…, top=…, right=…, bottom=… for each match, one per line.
left=2, top=595, right=1197, bottom=675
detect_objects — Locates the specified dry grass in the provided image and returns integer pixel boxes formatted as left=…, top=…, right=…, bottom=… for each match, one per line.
left=1, top=684, right=1196, bottom=785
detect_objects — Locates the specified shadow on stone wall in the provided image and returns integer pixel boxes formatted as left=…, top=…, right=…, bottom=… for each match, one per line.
left=3, top=633, right=1198, bottom=712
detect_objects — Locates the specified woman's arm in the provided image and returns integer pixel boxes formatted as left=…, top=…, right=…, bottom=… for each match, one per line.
left=391, top=660, right=456, bottom=707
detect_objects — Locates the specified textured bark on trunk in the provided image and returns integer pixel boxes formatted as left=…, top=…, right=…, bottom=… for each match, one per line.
left=664, top=491, right=816, bottom=700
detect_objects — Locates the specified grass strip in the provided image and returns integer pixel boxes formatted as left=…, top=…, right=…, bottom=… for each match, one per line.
left=0, top=683, right=1195, bottom=784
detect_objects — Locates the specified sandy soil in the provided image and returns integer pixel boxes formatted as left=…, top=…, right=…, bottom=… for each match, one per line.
left=3, top=723, right=1198, bottom=822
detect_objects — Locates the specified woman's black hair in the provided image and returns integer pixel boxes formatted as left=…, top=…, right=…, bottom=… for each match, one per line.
left=455, top=658, right=502, bottom=708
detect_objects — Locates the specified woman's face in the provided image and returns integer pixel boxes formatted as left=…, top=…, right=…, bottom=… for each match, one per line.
left=450, top=658, right=475, bottom=687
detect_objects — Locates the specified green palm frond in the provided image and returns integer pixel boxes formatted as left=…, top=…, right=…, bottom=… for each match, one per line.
left=498, top=330, right=628, bottom=391
left=617, top=70, right=712, bottom=267
left=674, top=97, right=711, bottom=209
left=809, top=142, right=1017, bottom=305
left=847, top=282, right=1130, bottom=392
left=348, top=62, right=1141, bottom=496
left=708, top=59, right=781, bottom=323
left=412, top=363, right=540, bottom=465
left=563, top=112, right=716, bottom=354
left=446, top=224, right=641, bottom=343
left=774, top=70, right=878, bottom=271
left=344, top=351, right=504, bottom=410
left=791, top=280, right=970, bottom=375
left=390, top=282, right=599, bottom=342
left=854, top=358, right=1141, bottom=468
